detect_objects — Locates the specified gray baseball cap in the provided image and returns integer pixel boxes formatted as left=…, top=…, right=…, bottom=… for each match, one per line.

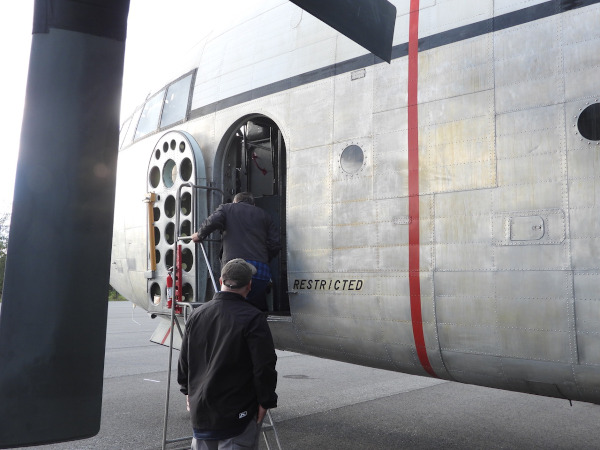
left=221, top=258, right=257, bottom=289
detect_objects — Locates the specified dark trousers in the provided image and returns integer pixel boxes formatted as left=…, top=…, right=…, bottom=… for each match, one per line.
left=191, top=417, right=262, bottom=450
left=246, top=278, right=269, bottom=312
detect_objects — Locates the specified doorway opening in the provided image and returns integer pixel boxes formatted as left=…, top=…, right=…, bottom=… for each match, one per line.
left=214, top=115, right=289, bottom=314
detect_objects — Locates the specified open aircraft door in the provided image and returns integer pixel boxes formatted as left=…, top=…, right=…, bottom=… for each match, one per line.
left=146, top=131, right=209, bottom=314
left=217, top=117, right=290, bottom=314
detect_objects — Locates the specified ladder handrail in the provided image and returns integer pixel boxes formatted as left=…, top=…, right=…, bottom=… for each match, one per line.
left=162, top=183, right=224, bottom=450
left=174, top=182, right=224, bottom=297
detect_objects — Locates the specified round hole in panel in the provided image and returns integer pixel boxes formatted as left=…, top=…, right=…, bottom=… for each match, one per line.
left=180, top=158, right=193, bottom=182
left=153, top=207, right=160, bottom=221
left=155, top=249, right=161, bottom=264
left=340, top=144, right=364, bottom=174
left=164, top=195, right=176, bottom=218
left=170, top=139, right=176, bottom=150
left=154, top=227, right=161, bottom=245
left=182, top=283, right=194, bottom=302
left=181, top=192, right=191, bottom=215
left=163, top=141, right=169, bottom=152
left=181, top=248, right=193, bottom=272
left=165, top=222, right=175, bottom=244
left=154, top=149, right=161, bottom=160
left=149, top=166, right=160, bottom=188
left=163, top=159, right=177, bottom=188
left=181, top=220, right=191, bottom=237
left=165, top=249, right=174, bottom=269
left=150, top=283, right=161, bottom=306
left=578, top=103, right=600, bottom=141
left=179, top=141, right=186, bottom=152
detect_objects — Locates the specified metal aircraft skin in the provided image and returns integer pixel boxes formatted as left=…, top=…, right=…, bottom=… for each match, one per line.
left=111, top=0, right=600, bottom=406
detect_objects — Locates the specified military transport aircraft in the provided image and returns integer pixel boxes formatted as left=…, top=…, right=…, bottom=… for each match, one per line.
left=112, top=0, right=600, bottom=409
left=1, top=0, right=600, bottom=448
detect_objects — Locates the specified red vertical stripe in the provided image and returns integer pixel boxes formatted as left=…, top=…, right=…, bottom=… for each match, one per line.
left=408, top=0, right=437, bottom=377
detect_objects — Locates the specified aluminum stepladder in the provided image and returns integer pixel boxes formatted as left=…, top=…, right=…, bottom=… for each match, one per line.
left=160, top=183, right=282, bottom=450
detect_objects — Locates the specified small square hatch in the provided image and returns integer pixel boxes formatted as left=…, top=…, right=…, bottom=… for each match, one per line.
left=510, top=216, right=544, bottom=241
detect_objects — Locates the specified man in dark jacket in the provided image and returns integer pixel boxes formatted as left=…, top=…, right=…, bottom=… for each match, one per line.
left=192, top=192, right=280, bottom=311
left=178, top=258, right=278, bottom=450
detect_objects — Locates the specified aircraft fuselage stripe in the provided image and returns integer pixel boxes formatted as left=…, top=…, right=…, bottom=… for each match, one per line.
left=188, top=0, right=600, bottom=121
left=408, top=0, right=437, bottom=379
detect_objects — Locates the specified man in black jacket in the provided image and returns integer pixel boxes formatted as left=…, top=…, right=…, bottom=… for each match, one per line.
left=192, top=192, right=280, bottom=311
left=178, top=258, right=278, bottom=450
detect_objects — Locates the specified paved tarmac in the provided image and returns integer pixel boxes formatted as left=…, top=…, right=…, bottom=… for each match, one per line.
left=16, top=302, right=600, bottom=450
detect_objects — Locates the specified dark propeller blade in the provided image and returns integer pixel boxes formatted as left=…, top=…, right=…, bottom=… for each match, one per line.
left=289, top=0, right=396, bottom=62
left=0, top=1, right=129, bottom=448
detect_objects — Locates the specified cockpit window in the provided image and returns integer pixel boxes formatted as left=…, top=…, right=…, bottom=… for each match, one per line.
left=119, top=117, right=132, bottom=149
left=135, top=90, right=165, bottom=140
left=120, top=70, right=195, bottom=148
left=160, top=73, right=193, bottom=128
left=123, top=107, right=142, bottom=148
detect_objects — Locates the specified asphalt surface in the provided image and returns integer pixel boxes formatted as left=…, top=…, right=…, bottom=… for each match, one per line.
left=13, top=302, right=600, bottom=450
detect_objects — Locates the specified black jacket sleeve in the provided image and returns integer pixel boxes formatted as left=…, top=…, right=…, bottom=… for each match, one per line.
left=198, top=205, right=227, bottom=239
left=245, top=314, right=278, bottom=409
left=177, top=322, right=190, bottom=395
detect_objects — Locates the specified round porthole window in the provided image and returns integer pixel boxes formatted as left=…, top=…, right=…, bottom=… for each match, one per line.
left=340, top=144, right=364, bottom=174
left=578, top=103, right=600, bottom=141
left=163, top=159, right=178, bottom=187
left=149, top=166, right=160, bottom=188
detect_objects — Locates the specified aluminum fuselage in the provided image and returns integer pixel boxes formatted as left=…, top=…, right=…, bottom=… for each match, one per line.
left=111, top=0, right=600, bottom=404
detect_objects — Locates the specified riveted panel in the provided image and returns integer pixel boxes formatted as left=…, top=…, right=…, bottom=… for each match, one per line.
left=492, top=209, right=565, bottom=246
left=379, top=317, right=423, bottom=345
left=288, top=248, right=332, bottom=273
left=333, top=200, right=377, bottom=226
left=287, top=225, right=330, bottom=251
left=497, top=327, right=571, bottom=363
left=563, top=6, right=600, bottom=101
left=496, top=296, right=569, bottom=332
left=377, top=221, right=409, bottom=247
left=289, top=79, right=334, bottom=150
left=418, top=35, right=493, bottom=104
left=419, top=90, right=496, bottom=194
left=438, top=323, right=499, bottom=355
left=494, top=181, right=564, bottom=212
left=333, top=67, right=374, bottom=142
left=333, top=247, right=379, bottom=272
left=575, top=300, right=600, bottom=334
left=571, top=239, right=600, bottom=271
left=436, top=295, right=497, bottom=327
left=288, top=203, right=331, bottom=228
left=435, top=189, right=494, bottom=217
left=435, top=213, right=492, bottom=245
left=374, top=59, right=408, bottom=113
left=436, top=243, right=494, bottom=271
left=501, top=359, right=575, bottom=385
left=442, top=351, right=504, bottom=379
left=333, top=223, right=378, bottom=249
left=494, top=243, right=570, bottom=271
left=377, top=292, right=412, bottom=322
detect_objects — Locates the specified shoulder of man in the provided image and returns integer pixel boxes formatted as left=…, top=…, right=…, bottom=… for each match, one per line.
left=186, top=298, right=219, bottom=323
